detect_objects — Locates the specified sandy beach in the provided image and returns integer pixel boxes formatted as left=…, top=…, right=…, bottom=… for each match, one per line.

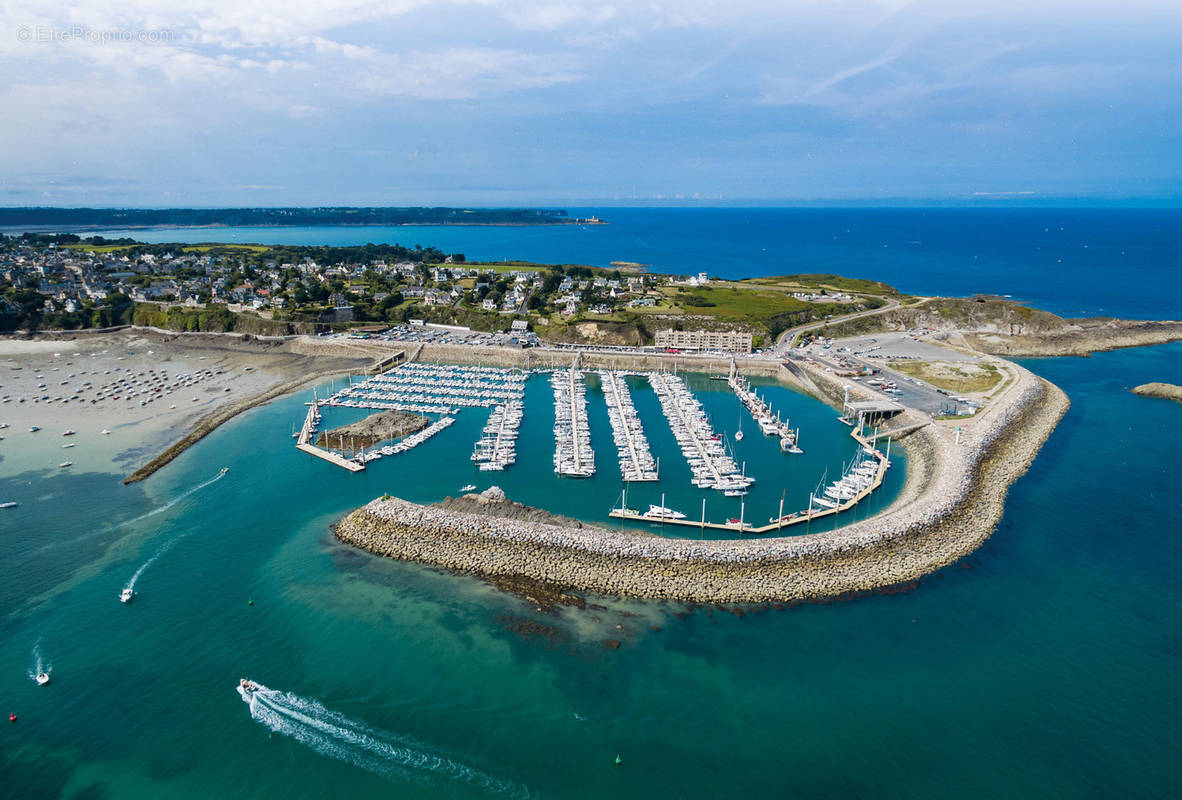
left=0, top=330, right=375, bottom=481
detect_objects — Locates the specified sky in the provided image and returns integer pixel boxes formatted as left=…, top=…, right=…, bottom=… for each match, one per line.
left=0, top=0, right=1180, bottom=206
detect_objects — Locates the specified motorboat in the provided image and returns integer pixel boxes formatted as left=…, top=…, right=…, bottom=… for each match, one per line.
left=100, top=429, right=110, bottom=435
left=461, top=484, right=477, bottom=492
left=645, top=504, right=687, bottom=520
left=62, top=429, right=75, bottom=436
left=120, top=587, right=134, bottom=603
left=237, top=678, right=260, bottom=702
left=59, top=461, right=73, bottom=468
left=219, top=467, right=229, bottom=476
left=734, top=430, right=744, bottom=441
left=0, top=502, right=17, bottom=509
left=29, top=425, right=39, bottom=432
left=35, top=672, right=50, bottom=686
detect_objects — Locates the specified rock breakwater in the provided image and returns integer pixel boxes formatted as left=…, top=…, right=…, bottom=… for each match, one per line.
left=334, top=364, right=1068, bottom=603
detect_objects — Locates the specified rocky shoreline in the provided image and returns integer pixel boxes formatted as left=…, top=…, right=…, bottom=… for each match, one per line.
left=968, top=319, right=1182, bottom=357
left=334, top=363, right=1069, bottom=603
left=1131, top=382, right=1182, bottom=404
left=315, top=409, right=427, bottom=450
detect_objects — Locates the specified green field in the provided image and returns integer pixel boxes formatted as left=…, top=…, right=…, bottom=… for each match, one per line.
left=659, top=285, right=813, bottom=319
left=890, top=360, right=1003, bottom=393
left=740, top=273, right=905, bottom=298
left=64, top=242, right=270, bottom=255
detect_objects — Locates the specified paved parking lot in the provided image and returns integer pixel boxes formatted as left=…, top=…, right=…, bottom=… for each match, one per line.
left=833, top=331, right=980, bottom=362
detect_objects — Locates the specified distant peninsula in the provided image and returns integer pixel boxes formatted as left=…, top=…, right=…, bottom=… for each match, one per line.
left=0, top=206, right=605, bottom=230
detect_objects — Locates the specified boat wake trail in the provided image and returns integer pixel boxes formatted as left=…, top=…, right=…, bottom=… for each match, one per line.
left=242, top=683, right=529, bottom=797
left=120, top=471, right=229, bottom=592
left=122, top=468, right=229, bottom=528
left=124, top=531, right=188, bottom=594
left=32, top=468, right=229, bottom=557
left=28, top=638, right=51, bottom=681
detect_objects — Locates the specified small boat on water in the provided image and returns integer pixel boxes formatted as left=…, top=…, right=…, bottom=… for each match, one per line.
left=238, top=678, right=260, bottom=701
left=62, top=443, right=75, bottom=448
left=100, top=429, right=110, bottom=435
left=35, top=672, right=49, bottom=686
left=120, top=587, right=134, bottom=603
left=29, top=425, right=39, bottom=432
left=0, top=502, right=17, bottom=509
left=62, top=430, right=75, bottom=436
left=461, top=484, right=477, bottom=492
left=59, top=461, right=73, bottom=468
left=219, top=467, right=229, bottom=476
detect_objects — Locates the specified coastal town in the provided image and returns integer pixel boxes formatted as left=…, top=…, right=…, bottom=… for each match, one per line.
left=0, top=233, right=867, bottom=350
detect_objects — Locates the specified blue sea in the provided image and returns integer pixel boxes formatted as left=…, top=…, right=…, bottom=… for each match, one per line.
left=91, top=207, right=1182, bottom=319
left=3, top=209, right=1181, bottom=799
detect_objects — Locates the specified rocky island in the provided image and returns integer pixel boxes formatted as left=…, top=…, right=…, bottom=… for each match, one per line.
left=1131, top=382, right=1182, bottom=404
left=316, top=409, right=428, bottom=450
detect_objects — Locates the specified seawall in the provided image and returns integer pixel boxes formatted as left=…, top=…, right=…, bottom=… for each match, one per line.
left=334, top=362, right=1068, bottom=603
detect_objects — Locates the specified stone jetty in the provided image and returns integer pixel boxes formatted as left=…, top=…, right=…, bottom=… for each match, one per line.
left=334, top=363, right=1068, bottom=603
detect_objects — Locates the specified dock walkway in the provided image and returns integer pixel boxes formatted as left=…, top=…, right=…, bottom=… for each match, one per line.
left=609, top=424, right=889, bottom=533
left=599, top=370, right=658, bottom=482
left=552, top=369, right=595, bottom=477
left=295, top=401, right=365, bottom=472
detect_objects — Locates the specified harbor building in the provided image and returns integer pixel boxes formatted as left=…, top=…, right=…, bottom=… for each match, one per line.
left=654, top=328, right=753, bottom=354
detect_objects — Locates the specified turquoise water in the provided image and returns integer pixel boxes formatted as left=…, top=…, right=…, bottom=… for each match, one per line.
left=318, top=371, right=903, bottom=536
left=3, top=341, right=1181, bottom=798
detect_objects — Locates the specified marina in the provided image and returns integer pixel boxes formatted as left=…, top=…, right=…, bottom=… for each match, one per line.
left=647, top=372, right=754, bottom=495
left=471, top=400, right=523, bottom=471
left=282, top=365, right=901, bottom=533
left=608, top=421, right=891, bottom=533
left=323, top=362, right=526, bottom=415
left=598, top=370, right=659, bottom=482
left=294, top=399, right=365, bottom=472
left=354, top=416, right=455, bottom=464
left=551, top=369, right=595, bottom=477
left=729, top=372, right=802, bottom=453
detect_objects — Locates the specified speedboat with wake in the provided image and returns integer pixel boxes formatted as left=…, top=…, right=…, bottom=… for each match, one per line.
left=237, top=678, right=260, bottom=702
left=120, top=587, right=134, bottom=603
left=35, top=672, right=49, bottom=686
left=461, top=484, right=477, bottom=492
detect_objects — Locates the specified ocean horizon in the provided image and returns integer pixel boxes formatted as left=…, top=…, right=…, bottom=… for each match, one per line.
left=75, top=207, right=1182, bottom=321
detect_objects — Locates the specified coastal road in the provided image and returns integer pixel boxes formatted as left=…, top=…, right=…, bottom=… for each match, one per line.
left=772, top=295, right=915, bottom=353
